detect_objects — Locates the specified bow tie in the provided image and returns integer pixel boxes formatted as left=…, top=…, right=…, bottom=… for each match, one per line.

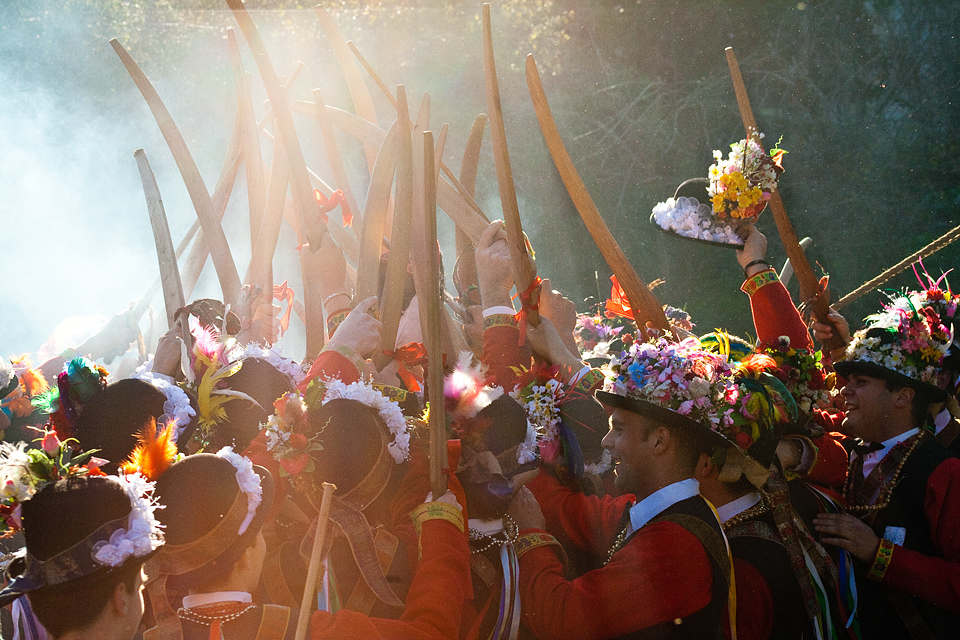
left=853, top=441, right=884, bottom=456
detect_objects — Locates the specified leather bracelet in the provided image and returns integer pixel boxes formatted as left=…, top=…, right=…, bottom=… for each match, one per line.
left=742, top=259, right=770, bottom=277
left=868, top=538, right=895, bottom=582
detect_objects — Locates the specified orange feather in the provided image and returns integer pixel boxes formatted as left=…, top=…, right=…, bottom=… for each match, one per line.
left=120, top=419, right=178, bottom=481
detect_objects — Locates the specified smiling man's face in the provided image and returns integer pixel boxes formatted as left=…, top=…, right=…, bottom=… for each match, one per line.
left=840, top=373, right=896, bottom=441
left=601, top=408, right=661, bottom=499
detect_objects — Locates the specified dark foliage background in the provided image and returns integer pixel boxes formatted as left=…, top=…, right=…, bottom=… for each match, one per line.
left=2, top=0, right=959, bottom=356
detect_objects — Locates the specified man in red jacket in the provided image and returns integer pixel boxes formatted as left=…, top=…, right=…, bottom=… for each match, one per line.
left=512, top=339, right=735, bottom=640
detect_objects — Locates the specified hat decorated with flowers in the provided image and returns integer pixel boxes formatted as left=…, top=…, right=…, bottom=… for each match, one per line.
left=835, top=291, right=953, bottom=400
left=598, top=337, right=734, bottom=449
left=0, top=433, right=162, bottom=606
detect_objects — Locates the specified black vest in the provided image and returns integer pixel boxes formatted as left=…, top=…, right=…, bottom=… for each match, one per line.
left=727, top=510, right=809, bottom=640
left=612, top=495, right=729, bottom=640
left=853, top=435, right=960, bottom=639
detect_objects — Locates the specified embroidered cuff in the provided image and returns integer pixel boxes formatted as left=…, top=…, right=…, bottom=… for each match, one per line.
left=571, top=368, right=604, bottom=394
left=868, top=538, right=895, bottom=582
left=410, top=501, right=465, bottom=537
left=373, top=384, right=411, bottom=405
left=320, top=342, right=365, bottom=375
left=483, top=314, right=519, bottom=331
left=326, top=309, right=349, bottom=337
left=483, top=305, right=517, bottom=318
left=515, top=532, right=566, bottom=563
left=740, top=269, right=779, bottom=297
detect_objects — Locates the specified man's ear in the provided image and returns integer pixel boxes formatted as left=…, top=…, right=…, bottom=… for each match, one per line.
left=650, top=426, right=671, bottom=454
left=111, top=579, right=131, bottom=619
left=892, top=385, right=916, bottom=409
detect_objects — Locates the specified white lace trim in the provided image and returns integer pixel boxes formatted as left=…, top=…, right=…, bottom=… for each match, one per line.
left=236, top=343, right=306, bottom=386
left=135, top=371, right=196, bottom=440
left=517, top=419, right=539, bottom=465
left=0, top=357, right=14, bottom=392
left=321, top=378, right=411, bottom=464
left=91, top=473, right=164, bottom=567
left=215, top=448, right=263, bottom=536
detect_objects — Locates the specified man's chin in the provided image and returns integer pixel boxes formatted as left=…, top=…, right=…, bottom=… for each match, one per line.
left=613, top=468, right=639, bottom=495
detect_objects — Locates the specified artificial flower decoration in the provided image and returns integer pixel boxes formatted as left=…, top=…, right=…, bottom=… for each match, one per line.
left=264, top=391, right=324, bottom=483
left=604, top=337, right=733, bottom=431
left=760, top=336, right=835, bottom=415
left=0, top=431, right=106, bottom=537
left=842, top=291, right=953, bottom=389
left=509, top=365, right=569, bottom=466
left=708, top=135, right=786, bottom=222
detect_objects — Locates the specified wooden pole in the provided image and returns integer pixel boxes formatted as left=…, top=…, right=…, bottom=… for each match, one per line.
left=835, top=223, right=960, bottom=310
left=354, top=121, right=400, bottom=304
left=134, top=149, right=185, bottom=330
left=374, top=86, right=415, bottom=371
left=482, top=4, right=540, bottom=325
left=455, top=115, right=488, bottom=305
left=525, top=54, right=670, bottom=333
left=294, top=482, right=336, bottom=640
left=226, top=29, right=266, bottom=254
left=111, top=38, right=241, bottom=305
left=422, top=131, right=448, bottom=498
left=724, top=47, right=844, bottom=350
left=225, top=0, right=327, bottom=252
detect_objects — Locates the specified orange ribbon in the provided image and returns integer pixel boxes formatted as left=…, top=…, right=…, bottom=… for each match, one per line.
left=604, top=275, right=633, bottom=319
left=382, top=342, right=428, bottom=392
left=515, top=276, right=543, bottom=346
left=313, top=188, right=352, bottom=227
left=272, top=280, right=296, bottom=336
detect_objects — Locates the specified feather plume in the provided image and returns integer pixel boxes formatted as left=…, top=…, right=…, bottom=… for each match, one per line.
left=120, top=420, right=178, bottom=481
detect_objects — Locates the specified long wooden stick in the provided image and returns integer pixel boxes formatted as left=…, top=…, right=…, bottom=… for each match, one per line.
left=835, top=223, right=960, bottom=310
left=422, top=131, right=448, bottom=498
left=225, top=0, right=327, bottom=253
left=226, top=29, right=266, bottom=254
left=291, top=99, right=488, bottom=240
left=482, top=4, right=540, bottom=325
left=312, top=87, right=363, bottom=230
left=526, top=54, right=670, bottom=332
left=111, top=38, right=241, bottom=305
left=354, top=121, right=400, bottom=303
left=294, top=482, right=336, bottom=640
left=344, top=40, right=490, bottom=225
left=374, top=86, right=415, bottom=371
left=724, top=47, right=844, bottom=350
left=134, top=149, right=185, bottom=330
left=456, top=115, right=488, bottom=305
left=316, top=5, right=379, bottom=174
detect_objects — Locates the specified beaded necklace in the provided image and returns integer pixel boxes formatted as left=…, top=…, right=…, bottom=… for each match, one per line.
left=720, top=492, right=770, bottom=532
left=177, top=601, right=257, bottom=627
left=843, top=430, right=925, bottom=513
left=468, top=515, right=519, bottom=555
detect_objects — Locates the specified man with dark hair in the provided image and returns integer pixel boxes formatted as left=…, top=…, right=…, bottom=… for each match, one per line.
left=813, top=294, right=960, bottom=639
left=511, top=339, right=734, bottom=639
left=0, top=442, right=163, bottom=640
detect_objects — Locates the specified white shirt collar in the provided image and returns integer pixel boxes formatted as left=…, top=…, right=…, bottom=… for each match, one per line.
left=935, top=408, right=952, bottom=434
left=626, top=478, right=700, bottom=537
left=716, top=491, right=761, bottom=524
left=182, top=591, right=252, bottom=609
left=861, top=427, right=920, bottom=478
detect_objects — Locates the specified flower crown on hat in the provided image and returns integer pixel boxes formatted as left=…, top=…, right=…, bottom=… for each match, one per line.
left=843, top=291, right=953, bottom=387
left=604, top=337, right=732, bottom=430
left=760, top=336, right=835, bottom=416
left=215, top=447, right=263, bottom=536
left=0, top=432, right=162, bottom=573
left=509, top=365, right=569, bottom=467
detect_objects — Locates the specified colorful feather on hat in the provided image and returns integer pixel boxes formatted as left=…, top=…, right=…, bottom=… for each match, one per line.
left=120, top=420, right=178, bottom=482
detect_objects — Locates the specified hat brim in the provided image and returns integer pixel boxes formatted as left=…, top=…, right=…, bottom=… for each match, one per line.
left=834, top=360, right=947, bottom=401
left=596, top=391, right=731, bottom=450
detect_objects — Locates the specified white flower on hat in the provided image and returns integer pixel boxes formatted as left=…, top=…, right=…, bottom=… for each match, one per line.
left=91, top=473, right=164, bottom=568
